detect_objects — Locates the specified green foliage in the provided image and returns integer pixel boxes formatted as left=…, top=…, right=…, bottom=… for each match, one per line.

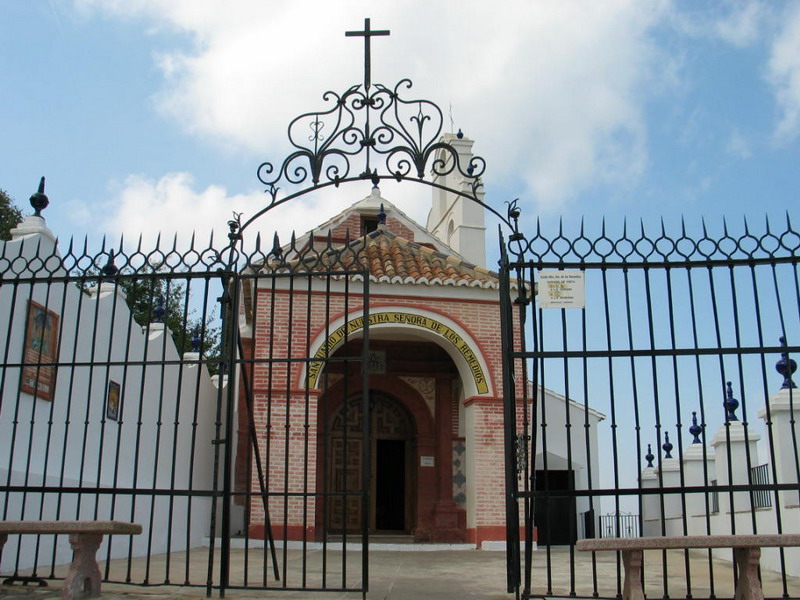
left=121, top=273, right=220, bottom=354
left=0, top=188, right=24, bottom=241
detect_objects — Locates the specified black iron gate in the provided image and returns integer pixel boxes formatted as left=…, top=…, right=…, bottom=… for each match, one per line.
left=221, top=223, right=374, bottom=595
left=501, top=216, right=800, bottom=599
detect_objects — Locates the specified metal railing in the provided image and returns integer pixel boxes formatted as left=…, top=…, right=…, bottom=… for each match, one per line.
left=598, top=513, right=640, bottom=539
left=751, top=464, right=772, bottom=509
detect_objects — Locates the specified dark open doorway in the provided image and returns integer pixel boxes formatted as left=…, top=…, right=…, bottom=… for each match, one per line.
left=376, top=439, right=406, bottom=531
left=534, top=469, right=576, bottom=545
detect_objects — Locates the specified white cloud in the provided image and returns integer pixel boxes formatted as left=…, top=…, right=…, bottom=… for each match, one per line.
left=74, top=0, right=672, bottom=211
left=97, top=172, right=430, bottom=253
left=767, top=3, right=800, bottom=142
left=714, top=0, right=765, bottom=47
left=725, top=129, right=753, bottom=158
left=667, top=1, right=765, bottom=47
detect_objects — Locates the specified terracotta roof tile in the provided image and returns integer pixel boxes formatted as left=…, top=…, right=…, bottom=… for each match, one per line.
left=260, top=229, right=515, bottom=291
left=346, top=229, right=501, bottom=289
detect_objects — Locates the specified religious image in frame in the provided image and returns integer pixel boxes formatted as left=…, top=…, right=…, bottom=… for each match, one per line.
left=20, top=300, right=60, bottom=402
left=106, top=380, right=121, bottom=422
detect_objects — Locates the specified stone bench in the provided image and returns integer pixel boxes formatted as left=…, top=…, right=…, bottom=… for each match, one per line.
left=0, top=520, right=142, bottom=600
left=576, top=534, right=800, bottom=600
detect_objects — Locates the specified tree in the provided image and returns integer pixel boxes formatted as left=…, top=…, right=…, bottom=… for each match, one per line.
left=117, top=266, right=221, bottom=362
left=0, top=188, right=24, bottom=241
left=81, top=261, right=222, bottom=372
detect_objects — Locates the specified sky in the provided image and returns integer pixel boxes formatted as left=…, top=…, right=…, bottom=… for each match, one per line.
left=1, top=0, right=799, bottom=257
left=2, top=0, right=798, bottom=518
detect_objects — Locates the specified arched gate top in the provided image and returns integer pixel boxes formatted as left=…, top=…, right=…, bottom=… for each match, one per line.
left=238, top=18, right=517, bottom=236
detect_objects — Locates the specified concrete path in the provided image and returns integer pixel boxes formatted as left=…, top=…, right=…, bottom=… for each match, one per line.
left=2, top=546, right=799, bottom=599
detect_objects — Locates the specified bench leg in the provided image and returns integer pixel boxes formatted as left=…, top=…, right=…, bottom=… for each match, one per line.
left=733, top=547, right=763, bottom=600
left=621, top=549, right=645, bottom=600
left=63, top=533, right=103, bottom=600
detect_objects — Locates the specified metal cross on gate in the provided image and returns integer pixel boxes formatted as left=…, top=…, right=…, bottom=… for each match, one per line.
left=345, top=17, right=390, bottom=90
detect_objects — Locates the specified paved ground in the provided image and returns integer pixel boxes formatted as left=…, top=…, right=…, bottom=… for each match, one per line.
left=2, top=545, right=799, bottom=599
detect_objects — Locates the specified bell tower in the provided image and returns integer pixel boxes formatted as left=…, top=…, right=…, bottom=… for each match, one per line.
left=426, top=132, right=487, bottom=268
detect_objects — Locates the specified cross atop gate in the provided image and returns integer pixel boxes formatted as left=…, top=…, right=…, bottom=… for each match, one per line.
left=345, top=17, right=390, bottom=90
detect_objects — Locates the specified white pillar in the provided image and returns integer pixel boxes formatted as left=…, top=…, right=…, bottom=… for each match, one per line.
left=657, top=457, right=683, bottom=536
left=682, top=443, right=715, bottom=535
left=711, top=421, right=761, bottom=515
left=758, top=386, right=800, bottom=509
left=640, top=465, right=660, bottom=537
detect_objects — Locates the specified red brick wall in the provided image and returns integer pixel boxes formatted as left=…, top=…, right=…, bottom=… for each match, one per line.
left=243, top=282, right=523, bottom=543
left=330, top=214, right=416, bottom=242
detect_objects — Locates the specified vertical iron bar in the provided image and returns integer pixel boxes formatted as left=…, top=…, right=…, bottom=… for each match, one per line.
left=498, top=234, right=520, bottom=596
left=360, top=270, right=370, bottom=596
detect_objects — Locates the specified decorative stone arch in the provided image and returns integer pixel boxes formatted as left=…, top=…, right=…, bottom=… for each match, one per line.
left=321, top=373, right=437, bottom=440
left=302, top=305, right=496, bottom=399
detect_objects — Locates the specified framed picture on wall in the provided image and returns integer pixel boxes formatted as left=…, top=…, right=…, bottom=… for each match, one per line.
left=106, top=380, right=121, bottom=422
left=20, top=300, right=60, bottom=402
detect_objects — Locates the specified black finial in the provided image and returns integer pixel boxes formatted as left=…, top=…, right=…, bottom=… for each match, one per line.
left=227, top=211, right=241, bottom=242
left=724, top=381, right=739, bottom=422
left=645, top=444, right=654, bottom=468
left=191, top=327, right=202, bottom=353
left=689, top=411, right=702, bottom=444
left=456, top=128, right=464, bottom=139
left=371, top=171, right=380, bottom=187
left=662, top=431, right=673, bottom=459
left=776, top=336, right=797, bottom=389
left=271, top=232, right=282, bottom=260
left=30, top=176, right=49, bottom=217
left=101, top=250, right=118, bottom=281
left=377, top=203, right=386, bottom=226
left=153, top=294, right=166, bottom=323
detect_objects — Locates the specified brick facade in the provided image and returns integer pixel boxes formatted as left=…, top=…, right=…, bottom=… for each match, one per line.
left=238, top=214, right=526, bottom=547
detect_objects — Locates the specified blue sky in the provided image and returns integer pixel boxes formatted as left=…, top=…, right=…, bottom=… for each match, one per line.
left=1, top=1, right=799, bottom=253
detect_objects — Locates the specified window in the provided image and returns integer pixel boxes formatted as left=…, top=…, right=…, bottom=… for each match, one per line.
left=361, top=216, right=379, bottom=235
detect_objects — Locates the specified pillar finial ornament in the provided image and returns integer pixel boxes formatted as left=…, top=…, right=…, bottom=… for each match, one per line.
left=724, top=381, right=739, bottom=422
left=689, top=411, right=702, bottom=444
left=30, top=176, right=49, bottom=217
left=776, top=336, right=797, bottom=389
left=662, top=431, right=673, bottom=459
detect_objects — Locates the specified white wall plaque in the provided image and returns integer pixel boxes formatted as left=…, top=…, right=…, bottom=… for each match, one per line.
left=420, top=456, right=435, bottom=467
left=538, top=270, right=585, bottom=309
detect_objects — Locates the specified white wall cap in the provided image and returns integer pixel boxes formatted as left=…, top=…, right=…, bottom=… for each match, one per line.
left=682, top=443, right=715, bottom=461
left=758, top=387, right=800, bottom=418
left=10, top=215, right=56, bottom=243
left=640, top=467, right=658, bottom=481
left=711, top=421, right=761, bottom=447
left=88, top=281, right=127, bottom=300
left=659, top=457, right=681, bottom=472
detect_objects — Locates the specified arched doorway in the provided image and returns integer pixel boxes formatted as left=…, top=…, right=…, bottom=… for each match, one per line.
left=328, top=392, right=415, bottom=533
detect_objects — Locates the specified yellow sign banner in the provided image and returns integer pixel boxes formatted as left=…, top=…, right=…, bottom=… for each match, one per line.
left=307, top=312, right=489, bottom=394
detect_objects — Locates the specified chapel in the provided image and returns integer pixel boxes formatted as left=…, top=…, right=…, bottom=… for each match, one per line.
left=234, top=133, right=602, bottom=547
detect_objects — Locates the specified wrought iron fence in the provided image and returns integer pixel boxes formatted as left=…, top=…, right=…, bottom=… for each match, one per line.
left=501, top=215, right=800, bottom=600
left=0, top=232, right=228, bottom=592
left=0, top=220, right=374, bottom=596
